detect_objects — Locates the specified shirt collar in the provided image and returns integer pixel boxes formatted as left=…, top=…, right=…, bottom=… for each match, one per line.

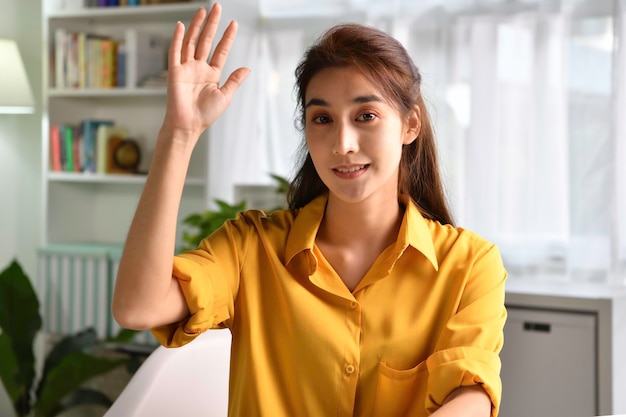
left=398, top=194, right=439, bottom=271
left=285, top=194, right=327, bottom=268
left=284, top=193, right=439, bottom=272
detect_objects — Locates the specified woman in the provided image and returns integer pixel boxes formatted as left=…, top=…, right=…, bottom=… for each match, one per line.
left=112, top=3, right=507, bottom=417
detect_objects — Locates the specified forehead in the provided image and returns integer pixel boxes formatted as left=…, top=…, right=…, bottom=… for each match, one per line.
left=305, top=66, right=388, bottom=103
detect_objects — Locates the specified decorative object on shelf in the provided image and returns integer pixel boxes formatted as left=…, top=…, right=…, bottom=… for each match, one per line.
left=0, top=38, right=35, bottom=114
left=113, top=138, right=141, bottom=172
left=145, top=0, right=192, bottom=3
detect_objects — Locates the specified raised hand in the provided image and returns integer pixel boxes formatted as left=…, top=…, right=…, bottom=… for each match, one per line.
left=162, top=3, right=250, bottom=141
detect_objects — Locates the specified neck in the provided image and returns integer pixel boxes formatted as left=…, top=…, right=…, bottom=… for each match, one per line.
left=319, top=194, right=403, bottom=248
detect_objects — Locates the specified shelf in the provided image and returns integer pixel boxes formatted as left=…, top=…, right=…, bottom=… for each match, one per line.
left=43, top=0, right=209, bottom=246
left=48, top=2, right=208, bottom=23
left=47, top=171, right=204, bottom=186
left=49, top=87, right=167, bottom=98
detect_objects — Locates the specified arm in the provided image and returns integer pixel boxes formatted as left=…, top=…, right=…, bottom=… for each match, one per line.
left=430, top=386, right=492, bottom=417
left=112, top=3, right=250, bottom=330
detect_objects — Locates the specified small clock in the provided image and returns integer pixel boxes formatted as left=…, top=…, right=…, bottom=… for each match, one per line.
left=113, top=139, right=141, bottom=172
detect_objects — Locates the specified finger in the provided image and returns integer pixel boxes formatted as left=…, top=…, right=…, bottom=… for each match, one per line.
left=181, top=7, right=208, bottom=63
left=168, top=21, right=185, bottom=68
left=209, top=20, right=238, bottom=71
left=195, top=2, right=222, bottom=62
left=220, top=67, right=251, bottom=103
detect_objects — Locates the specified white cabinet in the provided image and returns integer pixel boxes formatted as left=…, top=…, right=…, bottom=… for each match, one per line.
left=502, top=280, right=626, bottom=417
left=500, top=307, right=596, bottom=417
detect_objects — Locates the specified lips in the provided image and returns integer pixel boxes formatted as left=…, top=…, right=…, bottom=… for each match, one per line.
left=335, top=165, right=366, bottom=173
left=333, top=164, right=369, bottom=179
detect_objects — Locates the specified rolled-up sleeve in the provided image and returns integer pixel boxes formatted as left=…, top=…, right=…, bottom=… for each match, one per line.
left=151, top=215, right=250, bottom=348
left=425, top=244, right=507, bottom=417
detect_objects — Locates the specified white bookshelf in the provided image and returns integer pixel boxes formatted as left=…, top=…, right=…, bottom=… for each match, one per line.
left=41, top=1, right=212, bottom=247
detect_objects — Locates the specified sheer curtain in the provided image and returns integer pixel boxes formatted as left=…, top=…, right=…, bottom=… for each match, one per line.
left=213, top=0, right=626, bottom=285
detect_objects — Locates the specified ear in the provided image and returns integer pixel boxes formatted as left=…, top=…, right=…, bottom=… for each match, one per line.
left=402, top=105, right=421, bottom=145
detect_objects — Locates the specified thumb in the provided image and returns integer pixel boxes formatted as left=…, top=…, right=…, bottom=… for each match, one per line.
left=219, top=67, right=251, bottom=103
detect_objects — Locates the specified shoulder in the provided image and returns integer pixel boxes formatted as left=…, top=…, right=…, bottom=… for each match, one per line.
left=426, top=220, right=501, bottom=265
left=220, top=208, right=298, bottom=244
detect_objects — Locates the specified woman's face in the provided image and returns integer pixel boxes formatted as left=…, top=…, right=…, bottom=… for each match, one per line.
left=304, top=66, right=418, bottom=206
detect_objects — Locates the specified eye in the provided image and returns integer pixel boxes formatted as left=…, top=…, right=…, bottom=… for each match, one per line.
left=312, top=115, right=332, bottom=124
left=356, top=112, right=377, bottom=122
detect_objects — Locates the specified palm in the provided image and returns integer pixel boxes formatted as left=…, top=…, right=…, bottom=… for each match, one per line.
left=163, top=5, right=249, bottom=138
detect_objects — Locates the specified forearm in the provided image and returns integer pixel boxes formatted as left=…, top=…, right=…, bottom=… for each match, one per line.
left=112, top=127, right=196, bottom=329
left=430, top=385, right=492, bottom=417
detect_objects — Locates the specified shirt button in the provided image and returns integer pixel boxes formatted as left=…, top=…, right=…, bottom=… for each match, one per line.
left=349, top=301, right=358, bottom=309
left=345, top=364, right=356, bottom=374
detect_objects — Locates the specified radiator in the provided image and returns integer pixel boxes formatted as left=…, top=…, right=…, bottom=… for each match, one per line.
left=37, top=243, right=157, bottom=346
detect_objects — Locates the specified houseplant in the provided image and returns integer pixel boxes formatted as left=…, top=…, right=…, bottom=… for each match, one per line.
left=0, top=260, right=130, bottom=417
left=180, top=174, right=290, bottom=251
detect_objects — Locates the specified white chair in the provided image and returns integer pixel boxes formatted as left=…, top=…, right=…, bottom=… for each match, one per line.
left=105, top=329, right=232, bottom=417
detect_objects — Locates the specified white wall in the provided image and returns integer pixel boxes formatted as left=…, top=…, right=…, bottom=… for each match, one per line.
left=0, top=0, right=42, bottom=279
left=0, top=0, right=42, bottom=411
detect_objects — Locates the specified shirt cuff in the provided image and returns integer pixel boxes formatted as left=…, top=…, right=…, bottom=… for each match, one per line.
left=150, top=256, right=217, bottom=348
left=426, top=346, right=502, bottom=417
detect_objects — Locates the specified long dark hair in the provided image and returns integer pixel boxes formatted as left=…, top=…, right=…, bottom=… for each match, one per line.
left=287, top=23, right=454, bottom=226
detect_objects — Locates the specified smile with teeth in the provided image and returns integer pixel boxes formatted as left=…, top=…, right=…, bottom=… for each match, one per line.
left=335, top=165, right=367, bottom=173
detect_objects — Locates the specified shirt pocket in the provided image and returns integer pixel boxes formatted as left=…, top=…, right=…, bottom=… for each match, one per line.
left=373, top=360, right=429, bottom=417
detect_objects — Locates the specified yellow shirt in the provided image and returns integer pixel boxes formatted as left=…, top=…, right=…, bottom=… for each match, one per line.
left=152, top=194, right=507, bottom=417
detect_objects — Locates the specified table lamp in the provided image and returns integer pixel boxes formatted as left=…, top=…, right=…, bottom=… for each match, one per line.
left=0, top=38, right=35, bottom=114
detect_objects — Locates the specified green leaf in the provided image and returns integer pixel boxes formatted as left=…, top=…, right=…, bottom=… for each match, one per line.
left=182, top=213, right=203, bottom=226
left=37, top=328, right=99, bottom=399
left=108, top=328, right=138, bottom=344
left=0, top=333, right=25, bottom=413
left=270, top=173, right=291, bottom=194
left=0, top=260, right=42, bottom=415
left=34, top=351, right=124, bottom=417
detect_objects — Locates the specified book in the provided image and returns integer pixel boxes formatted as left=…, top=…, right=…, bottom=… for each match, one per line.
left=81, top=119, right=114, bottom=173
left=54, top=28, right=67, bottom=89
left=50, top=125, right=62, bottom=172
left=67, top=32, right=79, bottom=89
left=77, top=32, right=87, bottom=89
left=116, top=42, right=126, bottom=87
left=63, top=125, right=74, bottom=172
left=72, top=126, right=83, bottom=172
left=96, top=125, right=128, bottom=174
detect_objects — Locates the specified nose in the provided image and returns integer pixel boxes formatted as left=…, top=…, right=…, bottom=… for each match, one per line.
left=332, top=122, right=359, bottom=155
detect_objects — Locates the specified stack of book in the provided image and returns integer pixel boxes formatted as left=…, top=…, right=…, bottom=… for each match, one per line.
left=49, top=120, right=136, bottom=175
left=91, top=0, right=190, bottom=6
left=54, top=28, right=165, bottom=90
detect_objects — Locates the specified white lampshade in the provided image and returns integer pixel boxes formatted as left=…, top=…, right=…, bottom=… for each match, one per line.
left=0, top=38, right=35, bottom=114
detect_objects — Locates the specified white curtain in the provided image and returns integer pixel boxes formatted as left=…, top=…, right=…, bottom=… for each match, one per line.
left=212, top=0, right=626, bottom=285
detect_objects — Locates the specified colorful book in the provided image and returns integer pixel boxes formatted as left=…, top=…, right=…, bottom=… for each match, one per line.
left=63, top=125, right=74, bottom=172
left=81, top=119, right=114, bottom=173
left=72, top=126, right=83, bottom=172
left=49, top=125, right=62, bottom=172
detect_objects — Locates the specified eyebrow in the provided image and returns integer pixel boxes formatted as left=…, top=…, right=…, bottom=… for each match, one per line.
left=305, top=95, right=383, bottom=108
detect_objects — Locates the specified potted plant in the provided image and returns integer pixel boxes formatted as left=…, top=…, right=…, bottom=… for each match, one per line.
left=0, top=260, right=133, bottom=417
